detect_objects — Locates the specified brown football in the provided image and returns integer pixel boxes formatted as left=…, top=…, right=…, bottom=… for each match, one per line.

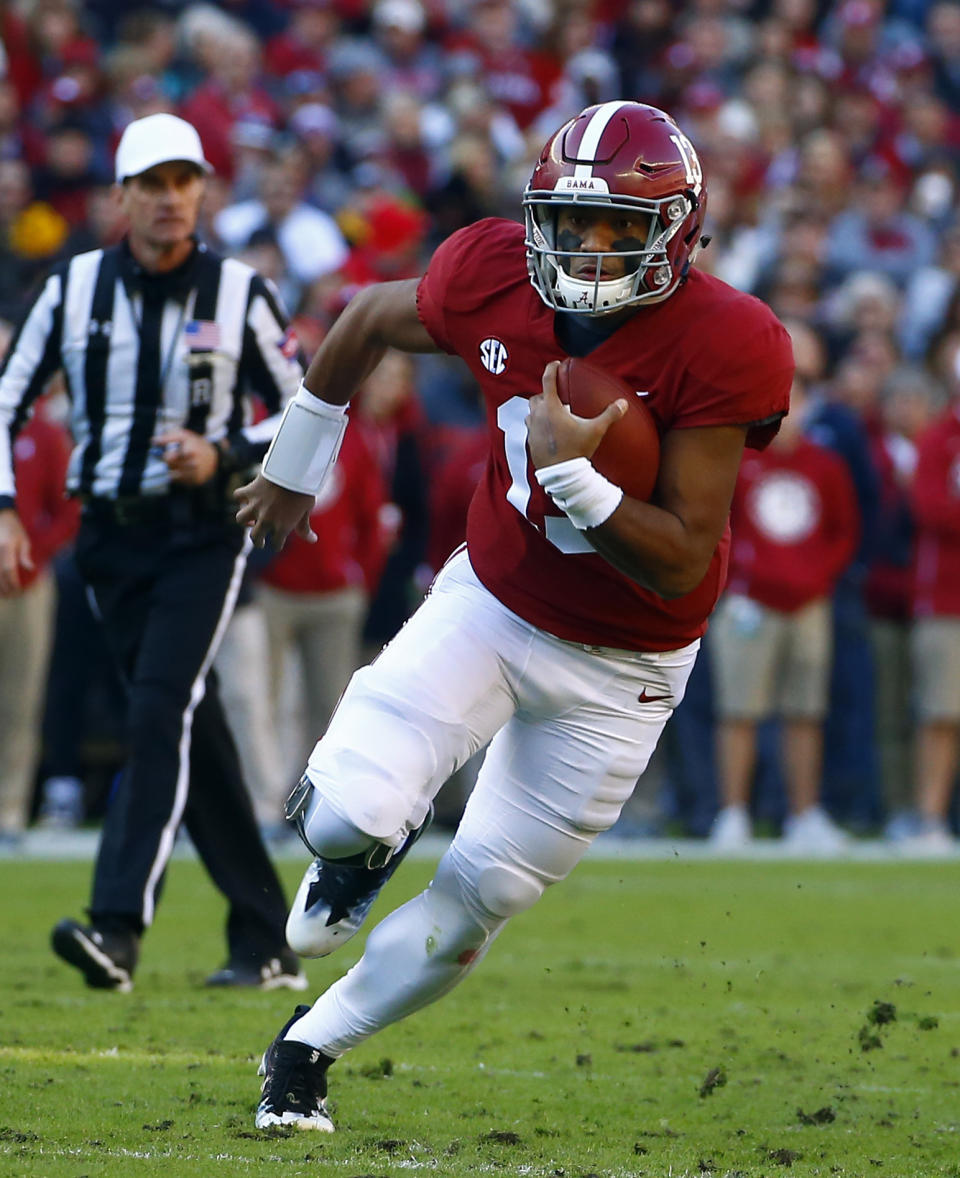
left=555, top=357, right=660, bottom=502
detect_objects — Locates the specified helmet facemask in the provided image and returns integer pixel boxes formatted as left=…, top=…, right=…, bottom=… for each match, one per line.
left=523, top=189, right=696, bottom=315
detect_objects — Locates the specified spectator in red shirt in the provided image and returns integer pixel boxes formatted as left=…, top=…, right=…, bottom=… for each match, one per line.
left=264, top=0, right=339, bottom=79
left=864, top=366, right=943, bottom=840
left=424, top=424, right=487, bottom=578
left=0, top=385, right=79, bottom=844
left=446, top=0, right=561, bottom=130
left=351, top=349, right=430, bottom=660
left=372, top=0, right=445, bottom=103
left=709, top=377, right=860, bottom=852
left=179, top=21, right=280, bottom=180
left=905, top=332, right=960, bottom=852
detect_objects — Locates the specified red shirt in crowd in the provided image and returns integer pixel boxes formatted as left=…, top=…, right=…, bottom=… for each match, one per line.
left=725, top=437, right=860, bottom=613
left=12, top=413, right=79, bottom=592
left=864, top=419, right=915, bottom=621
left=179, top=82, right=280, bottom=179
left=444, top=35, right=561, bottom=128
left=425, top=424, right=488, bottom=575
left=261, top=421, right=387, bottom=596
left=912, top=403, right=960, bottom=618
left=416, top=218, right=794, bottom=652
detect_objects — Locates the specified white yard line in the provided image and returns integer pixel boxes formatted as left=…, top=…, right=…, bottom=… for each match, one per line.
left=4, top=829, right=958, bottom=863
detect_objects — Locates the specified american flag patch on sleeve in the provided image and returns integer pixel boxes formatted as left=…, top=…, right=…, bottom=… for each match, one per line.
left=184, top=320, right=221, bottom=350
left=277, top=326, right=299, bottom=361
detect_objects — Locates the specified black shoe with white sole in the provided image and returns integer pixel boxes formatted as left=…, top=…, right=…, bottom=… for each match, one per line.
left=51, top=918, right=139, bottom=992
left=205, top=949, right=307, bottom=990
left=255, top=1004, right=335, bottom=1131
left=285, top=798, right=433, bottom=958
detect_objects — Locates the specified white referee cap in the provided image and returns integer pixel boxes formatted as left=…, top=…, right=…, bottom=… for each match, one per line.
left=115, top=113, right=213, bottom=183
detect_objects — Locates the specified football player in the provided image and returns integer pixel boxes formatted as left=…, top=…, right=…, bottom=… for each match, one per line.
left=236, top=100, right=794, bottom=1131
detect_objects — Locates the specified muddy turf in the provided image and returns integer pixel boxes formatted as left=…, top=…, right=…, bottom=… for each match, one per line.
left=2, top=855, right=960, bottom=1177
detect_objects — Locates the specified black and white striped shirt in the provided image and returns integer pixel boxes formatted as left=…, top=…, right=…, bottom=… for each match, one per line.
left=0, top=240, right=303, bottom=506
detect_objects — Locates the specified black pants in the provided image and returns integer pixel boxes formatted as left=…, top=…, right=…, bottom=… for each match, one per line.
left=74, top=507, right=289, bottom=964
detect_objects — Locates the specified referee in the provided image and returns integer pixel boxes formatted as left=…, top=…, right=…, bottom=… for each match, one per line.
left=0, top=114, right=307, bottom=992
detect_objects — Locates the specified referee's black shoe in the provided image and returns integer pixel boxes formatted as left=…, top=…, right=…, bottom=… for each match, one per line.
left=51, top=918, right=139, bottom=993
left=255, top=1004, right=335, bottom=1131
left=205, top=948, right=307, bottom=990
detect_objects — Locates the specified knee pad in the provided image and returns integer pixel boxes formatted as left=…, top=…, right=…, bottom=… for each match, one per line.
left=445, top=845, right=547, bottom=925
left=475, top=863, right=545, bottom=920
left=301, top=794, right=376, bottom=861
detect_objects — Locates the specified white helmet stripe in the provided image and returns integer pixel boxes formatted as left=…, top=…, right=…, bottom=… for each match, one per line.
left=572, top=101, right=630, bottom=182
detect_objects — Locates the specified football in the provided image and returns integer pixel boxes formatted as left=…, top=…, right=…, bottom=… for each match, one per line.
left=555, top=357, right=661, bottom=502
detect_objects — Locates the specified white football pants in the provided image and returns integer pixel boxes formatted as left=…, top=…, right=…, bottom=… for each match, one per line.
left=288, top=548, right=698, bottom=1057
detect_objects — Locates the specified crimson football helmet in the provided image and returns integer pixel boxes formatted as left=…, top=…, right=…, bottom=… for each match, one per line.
left=523, top=101, right=707, bottom=314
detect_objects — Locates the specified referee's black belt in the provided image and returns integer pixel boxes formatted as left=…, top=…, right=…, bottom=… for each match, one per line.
left=80, top=487, right=232, bottom=529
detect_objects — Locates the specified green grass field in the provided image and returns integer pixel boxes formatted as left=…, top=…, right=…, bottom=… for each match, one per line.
left=3, top=853, right=960, bottom=1178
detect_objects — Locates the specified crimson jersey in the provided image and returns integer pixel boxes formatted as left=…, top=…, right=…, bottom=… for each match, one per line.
left=416, top=219, right=794, bottom=651
left=726, top=438, right=860, bottom=613
left=912, top=404, right=960, bottom=618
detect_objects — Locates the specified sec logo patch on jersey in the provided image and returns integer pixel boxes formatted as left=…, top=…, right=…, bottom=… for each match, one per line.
left=479, top=337, right=509, bottom=375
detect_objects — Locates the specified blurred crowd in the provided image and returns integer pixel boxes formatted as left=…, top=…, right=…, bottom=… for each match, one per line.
left=2, top=0, right=960, bottom=853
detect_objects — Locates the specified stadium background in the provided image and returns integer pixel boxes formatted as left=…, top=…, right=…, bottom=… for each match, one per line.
left=2, top=0, right=959, bottom=845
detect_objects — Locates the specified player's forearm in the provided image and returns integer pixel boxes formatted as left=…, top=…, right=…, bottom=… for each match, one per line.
left=302, top=280, right=434, bottom=406
left=586, top=497, right=717, bottom=599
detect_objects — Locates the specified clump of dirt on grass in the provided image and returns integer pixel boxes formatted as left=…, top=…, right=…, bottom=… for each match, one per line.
left=858, top=1025, right=883, bottom=1051
left=481, top=1129, right=522, bottom=1145
left=699, top=1066, right=727, bottom=1097
left=768, top=1147, right=801, bottom=1165
left=867, top=1000, right=897, bottom=1026
left=615, top=1038, right=686, bottom=1053
left=797, top=1106, right=836, bottom=1125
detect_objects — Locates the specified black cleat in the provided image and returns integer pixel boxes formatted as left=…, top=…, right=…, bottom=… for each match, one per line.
left=51, top=919, right=139, bottom=992
left=255, top=1004, right=335, bottom=1131
left=205, top=947, right=308, bottom=990
left=285, top=805, right=433, bottom=957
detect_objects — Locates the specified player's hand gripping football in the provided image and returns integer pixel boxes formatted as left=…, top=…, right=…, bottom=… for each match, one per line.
left=234, top=472, right=317, bottom=550
left=526, top=360, right=627, bottom=469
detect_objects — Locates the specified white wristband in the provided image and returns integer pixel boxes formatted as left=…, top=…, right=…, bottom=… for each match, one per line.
left=535, top=456, right=623, bottom=530
left=261, top=382, right=348, bottom=495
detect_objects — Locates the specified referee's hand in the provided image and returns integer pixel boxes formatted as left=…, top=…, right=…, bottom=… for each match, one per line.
left=234, top=473, right=316, bottom=550
left=0, top=508, right=34, bottom=596
left=153, top=428, right=219, bottom=485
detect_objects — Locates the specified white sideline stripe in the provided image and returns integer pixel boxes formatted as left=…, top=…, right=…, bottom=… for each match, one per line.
left=141, top=533, right=252, bottom=926
left=7, top=829, right=960, bottom=862
left=572, top=100, right=628, bottom=182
